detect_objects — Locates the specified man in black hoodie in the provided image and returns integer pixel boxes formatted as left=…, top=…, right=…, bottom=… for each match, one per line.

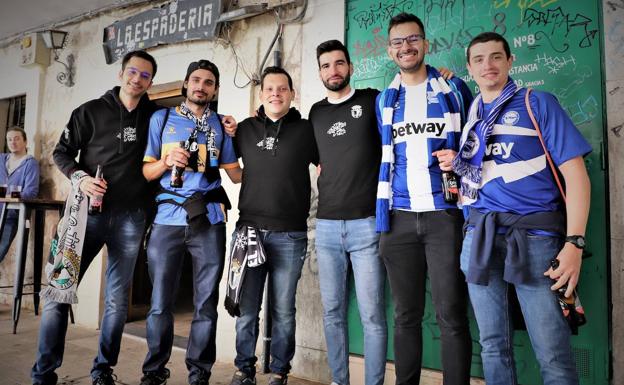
left=228, top=67, right=318, bottom=385
left=32, top=50, right=160, bottom=385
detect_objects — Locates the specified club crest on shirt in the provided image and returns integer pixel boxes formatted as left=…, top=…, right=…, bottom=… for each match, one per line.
left=327, top=122, right=347, bottom=137
left=427, top=91, right=439, bottom=104
left=502, top=111, right=520, bottom=126
left=351, top=105, right=363, bottom=118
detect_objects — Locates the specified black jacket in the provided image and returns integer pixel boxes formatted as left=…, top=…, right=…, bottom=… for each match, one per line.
left=53, top=87, right=161, bottom=209
left=235, top=106, right=318, bottom=231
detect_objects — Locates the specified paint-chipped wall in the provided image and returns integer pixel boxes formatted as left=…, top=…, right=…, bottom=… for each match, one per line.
left=0, top=0, right=344, bottom=381
left=604, top=1, right=624, bottom=384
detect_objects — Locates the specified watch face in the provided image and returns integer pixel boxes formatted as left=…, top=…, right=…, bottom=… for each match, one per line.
left=577, top=237, right=586, bottom=247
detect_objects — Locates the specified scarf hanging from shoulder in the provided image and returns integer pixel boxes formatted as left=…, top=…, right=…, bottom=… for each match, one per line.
left=375, top=65, right=463, bottom=232
left=40, top=170, right=89, bottom=304
left=452, top=79, right=519, bottom=204
left=179, top=102, right=218, bottom=170
left=224, top=225, right=267, bottom=317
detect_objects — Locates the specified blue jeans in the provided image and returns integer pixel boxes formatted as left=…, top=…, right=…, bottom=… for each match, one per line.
left=234, top=230, right=307, bottom=376
left=316, top=217, right=387, bottom=385
left=0, top=216, right=18, bottom=263
left=31, top=208, right=146, bottom=385
left=460, top=230, right=578, bottom=385
left=142, top=222, right=225, bottom=383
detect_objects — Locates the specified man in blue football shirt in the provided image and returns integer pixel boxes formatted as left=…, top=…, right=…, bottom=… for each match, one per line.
left=454, top=32, right=591, bottom=385
left=140, top=60, right=242, bottom=385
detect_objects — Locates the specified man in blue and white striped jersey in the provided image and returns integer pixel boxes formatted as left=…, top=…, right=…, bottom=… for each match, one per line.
left=375, top=12, right=473, bottom=385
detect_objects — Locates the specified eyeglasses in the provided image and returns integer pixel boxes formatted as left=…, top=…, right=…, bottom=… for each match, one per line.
left=126, top=67, right=152, bottom=81
left=389, top=34, right=425, bottom=49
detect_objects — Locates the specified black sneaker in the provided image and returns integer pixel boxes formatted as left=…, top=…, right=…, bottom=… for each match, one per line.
left=190, top=371, right=210, bottom=385
left=92, top=370, right=116, bottom=385
left=140, top=369, right=170, bottom=385
left=268, top=373, right=288, bottom=385
left=230, top=370, right=256, bottom=385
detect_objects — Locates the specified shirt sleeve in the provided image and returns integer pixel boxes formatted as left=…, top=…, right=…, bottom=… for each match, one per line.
left=219, top=133, right=240, bottom=169
left=21, top=158, right=40, bottom=199
left=53, top=108, right=86, bottom=178
left=531, top=90, right=592, bottom=166
left=144, top=108, right=166, bottom=163
left=450, top=76, right=474, bottom=125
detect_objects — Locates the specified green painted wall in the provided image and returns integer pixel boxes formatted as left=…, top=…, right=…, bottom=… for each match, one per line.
left=345, top=1, right=609, bottom=384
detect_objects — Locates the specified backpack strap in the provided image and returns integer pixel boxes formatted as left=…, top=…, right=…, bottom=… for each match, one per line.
left=160, top=107, right=171, bottom=138
left=524, top=88, right=566, bottom=202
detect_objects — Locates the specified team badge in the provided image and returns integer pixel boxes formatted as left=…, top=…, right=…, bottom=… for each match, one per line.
left=351, top=105, right=363, bottom=118
left=426, top=91, right=439, bottom=104
left=502, top=111, right=520, bottom=126
left=461, top=130, right=481, bottom=160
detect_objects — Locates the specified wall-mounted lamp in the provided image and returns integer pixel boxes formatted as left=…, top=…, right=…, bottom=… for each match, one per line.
left=41, top=30, right=74, bottom=87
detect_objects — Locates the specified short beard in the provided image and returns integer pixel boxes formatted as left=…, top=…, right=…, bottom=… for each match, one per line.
left=187, top=94, right=209, bottom=106
left=322, top=74, right=350, bottom=92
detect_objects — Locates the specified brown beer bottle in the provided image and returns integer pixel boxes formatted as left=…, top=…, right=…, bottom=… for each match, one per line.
left=88, top=165, right=103, bottom=214
left=549, top=258, right=587, bottom=334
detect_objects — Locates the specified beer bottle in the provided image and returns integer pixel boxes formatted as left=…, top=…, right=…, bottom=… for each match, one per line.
left=170, top=141, right=186, bottom=188
left=88, top=165, right=103, bottom=214
left=441, top=171, right=459, bottom=203
left=549, top=259, right=587, bottom=333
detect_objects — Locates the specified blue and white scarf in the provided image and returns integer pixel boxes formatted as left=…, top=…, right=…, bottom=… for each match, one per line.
left=452, top=79, right=519, bottom=204
left=376, top=65, right=463, bottom=232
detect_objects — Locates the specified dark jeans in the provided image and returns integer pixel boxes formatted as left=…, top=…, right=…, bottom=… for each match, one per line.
left=142, top=222, right=225, bottom=383
left=32, top=208, right=146, bottom=385
left=379, top=209, right=471, bottom=385
left=234, top=230, right=307, bottom=376
left=0, top=216, right=18, bottom=263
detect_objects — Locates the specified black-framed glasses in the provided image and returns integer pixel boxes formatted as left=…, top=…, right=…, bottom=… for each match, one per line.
left=389, top=34, right=425, bottom=49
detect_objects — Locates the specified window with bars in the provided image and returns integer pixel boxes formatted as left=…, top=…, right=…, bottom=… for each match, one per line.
left=6, top=95, right=26, bottom=129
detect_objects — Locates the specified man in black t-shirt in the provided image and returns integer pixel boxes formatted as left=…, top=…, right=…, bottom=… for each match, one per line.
left=229, top=67, right=318, bottom=385
left=308, top=40, right=387, bottom=385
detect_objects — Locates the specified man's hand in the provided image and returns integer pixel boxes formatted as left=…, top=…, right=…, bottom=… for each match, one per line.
left=164, top=147, right=190, bottom=169
left=432, top=149, right=457, bottom=171
left=222, top=115, right=238, bottom=137
left=438, top=67, right=455, bottom=80
left=544, top=242, right=583, bottom=297
left=80, top=176, right=107, bottom=199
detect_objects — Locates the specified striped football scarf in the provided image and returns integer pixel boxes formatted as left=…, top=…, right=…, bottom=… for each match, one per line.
left=452, top=79, right=519, bottom=204
left=376, top=65, right=463, bottom=232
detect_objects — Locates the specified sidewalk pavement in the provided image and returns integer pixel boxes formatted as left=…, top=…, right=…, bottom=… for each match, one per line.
left=0, top=304, right=322, bottom=385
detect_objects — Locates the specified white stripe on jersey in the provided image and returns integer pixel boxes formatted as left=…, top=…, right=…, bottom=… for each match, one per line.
left=491, top=124, right=538, bottom=136
left=402, top=83, right=435, bottom=210
left=481, top=154, right=546, bottom=185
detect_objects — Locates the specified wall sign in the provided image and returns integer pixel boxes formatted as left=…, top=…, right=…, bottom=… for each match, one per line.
left=102, top=0, right=221, bottom=64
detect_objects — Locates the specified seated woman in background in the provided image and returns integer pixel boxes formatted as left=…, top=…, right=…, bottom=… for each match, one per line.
left=0, top=126, right=39, bottom=263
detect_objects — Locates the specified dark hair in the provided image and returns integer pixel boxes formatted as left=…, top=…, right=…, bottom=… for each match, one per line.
left=260, top=67, right=293, bottom=91
left=466, top=32, right=511, bottom=62
left=181, top=59, right=220, bottom=97
left=6, top=126, right=27, bottom=141
left=387, top=12, right=425, bottom=37
left=121, top=50, right=157, bottom=78
left=316, top=40, right=351, bottom=67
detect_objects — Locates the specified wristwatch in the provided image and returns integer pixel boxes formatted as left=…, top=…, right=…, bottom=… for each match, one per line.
left=565, top=235, right=586, bottom=249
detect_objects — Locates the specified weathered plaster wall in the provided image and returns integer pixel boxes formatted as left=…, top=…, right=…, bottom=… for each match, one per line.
left=0, top=0, right=344, bottom=381
left=604, top=1, right=624, bottom=384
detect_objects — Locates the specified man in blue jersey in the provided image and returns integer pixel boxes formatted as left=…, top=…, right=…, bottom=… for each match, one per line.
left=375, top=12, right=473, bottom=385
left=140, top=60, right=242, bottom=385
left=453, top=32, right=591, bottom=385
